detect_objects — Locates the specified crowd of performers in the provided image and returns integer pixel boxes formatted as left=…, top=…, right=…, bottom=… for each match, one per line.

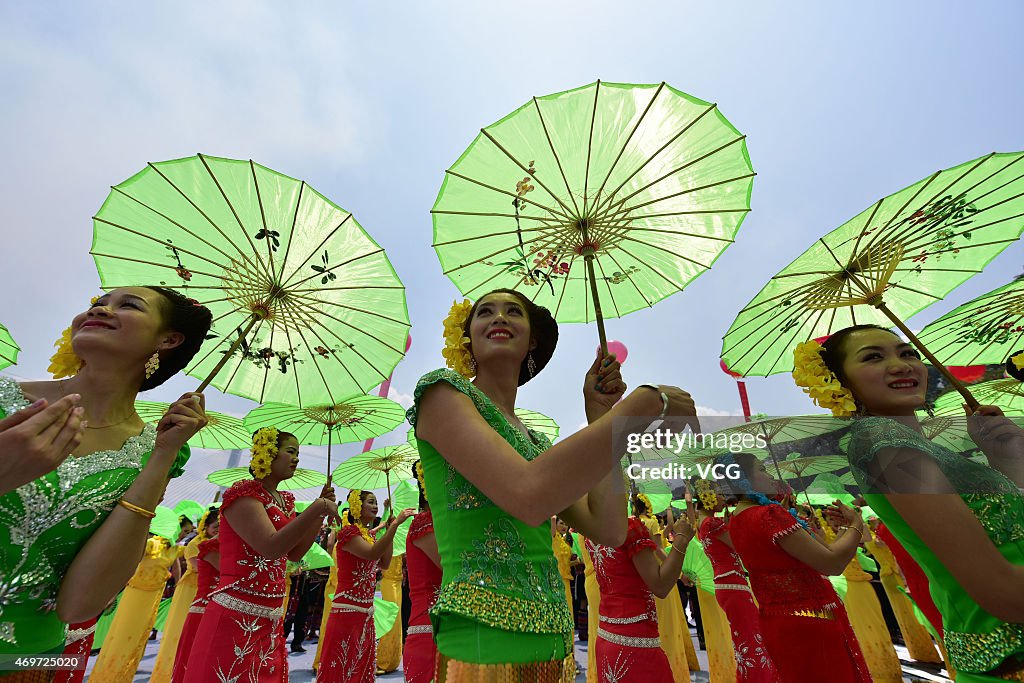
left=1, top=286, right=1023, bottom=682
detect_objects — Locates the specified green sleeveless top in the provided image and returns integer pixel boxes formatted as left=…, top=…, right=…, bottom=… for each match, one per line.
left=406, top=369, right=573, bottom=638
left=847, top=417, right=1024, bottom=677
left=0, top=376, right=190, bottom=654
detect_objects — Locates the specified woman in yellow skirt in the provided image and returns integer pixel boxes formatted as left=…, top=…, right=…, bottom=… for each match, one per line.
left=636, top=495, right=692, bottom=683
left=864, top=525, right=942, bottom=663
left=840, top=545, right=904, bottom=682
left=376, top=553, right=405, bottom=674
left=88, top=535, right=179, bottom=682
left=577, top=535, right=600, bottom=683
left=150, top=508, right=218, bottom=682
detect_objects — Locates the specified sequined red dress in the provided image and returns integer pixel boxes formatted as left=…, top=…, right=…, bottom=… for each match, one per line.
left=585, top=517, right=673, bottom=682
left=315, top=524, right=379, bottom=683
left=186, top=480, right=294, bottom=683
left=403, top=511, right=442, bottom=683
left=171, top=537, right=221, bottom=683
left=52, top=618, right=97, bottom=683
left=728, top=504, right=871, bottom=683
left=698, top=516, right=780, bottom=683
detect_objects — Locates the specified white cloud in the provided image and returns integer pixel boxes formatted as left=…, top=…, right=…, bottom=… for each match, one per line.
left=388, top=386, right=414, bottom=410
left=696, top=405, right=742, bottom=417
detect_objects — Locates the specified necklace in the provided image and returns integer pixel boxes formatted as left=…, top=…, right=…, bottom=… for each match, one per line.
left=262, top=483, right=285, bottom=509
left=60, top=380, right=139, bottom=430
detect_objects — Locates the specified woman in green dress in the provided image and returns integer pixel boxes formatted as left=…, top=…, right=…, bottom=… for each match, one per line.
left=793, top=324, right=1024, bottom=681
left=408, top=289, right=699, bottom=681
left=0, top=286, right=210, bottom=675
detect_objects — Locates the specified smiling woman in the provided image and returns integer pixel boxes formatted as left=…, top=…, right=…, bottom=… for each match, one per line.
left=0, top=286, right=212, bottom=679
left=807, top=324, right=1024, bottom=682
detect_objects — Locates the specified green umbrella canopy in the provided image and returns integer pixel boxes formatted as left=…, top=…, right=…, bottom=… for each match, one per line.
left=207, top=467, right=327, bottom=491
left=433, top=81, right=754, bottom=349
left=332, top=444, right=418, bottom=492
left=91, top=153, right=410, bottom=406
left=150, top=505, right=179, bottom=542
left=722, top=151, right=1024, bottom=380
left=300, top=543, right=335, bottom=570
left=244, top=395, right=406, bottom=447
left=391, top=479, right=420, bottom=512
left=682, top=537, right=715, bottom=595
left=916, top=276, right=1024, bottom=366
left=0, top=323, right=19, bottom=370
left=933, top=378, right=1024, bottom=416
left=173, top=500, right=206, bottom=526
left=137, top=401, right=251, bottom=450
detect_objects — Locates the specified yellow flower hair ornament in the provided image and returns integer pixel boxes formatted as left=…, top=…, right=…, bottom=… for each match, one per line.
left=813, top=508, right=836, bottom=543
left=695, top=479, right=718, bottom=511
left=48, top=296, right=102, bottom=379
left=345, top=490, right=374, bottom=544
left=250, top=427, right=279, bottom=480
left=441, top=299, right=475, bottom=378
left=1012, top=351, right=1024, bottom=372
left=792, top=340, right=857, bottom=417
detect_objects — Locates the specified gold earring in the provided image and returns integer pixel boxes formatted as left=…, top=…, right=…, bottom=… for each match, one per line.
left=145, top=352, right=160, bottom=379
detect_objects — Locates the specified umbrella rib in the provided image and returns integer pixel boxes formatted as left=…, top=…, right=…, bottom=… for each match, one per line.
left=89, top=241, right=224, bottom=278
left=844, top=199, right=885, bottom=272
left=606, top=173, right=757, bottom=217
left=289, top=285, right=405, bottom=295
left=530, top=96, right=581, bottom=217
left=591, top=82, right=667, bottom=213
left=589, top=102, right=719, bottom=218
left=591, top=255, right=624, bottom=319
left=283, top=289, right=412, bottom=329
left=552, top=251, right=579, bottom=319
left=581, top=80, right=601, bottom=219
left=615, top=234, right=714, bottom=270
left=431, top=209, right=562, bottom=224
left=900, top=204, right=1024, bottom=254
left=726, top=294, right=820, bottom=369
left=764, top=307, right=830, bottom=376
left=432, top=222, right=558, bottom=248
left=197, top=155, right=276, bottom=285
left=438, top=227, right=564, bottom=278
left=276, top=179, right=308, bottom=287
left=886, top=154, right=1022, bottom=247
left=250, top=161, right=277, bottom=284
left=277, top=213, right=355, bottom=291
left=283, top=244, right=385, bottom=291
left=615, top=225, right=738, bottom=243
left=478, top=129, right=577, bottom=219
left=599, top=248, right=654, bottom=310
left=598, top=135, right=750, bottom=221
left=101, top=188, right=243, bottom=266
left=444, top=170, right=573, bottom=222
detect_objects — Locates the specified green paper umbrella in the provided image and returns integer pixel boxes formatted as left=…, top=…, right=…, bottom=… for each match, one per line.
left=300, top=543, right=335, bottom=571
left=916, top=276, right=1024, bottom=365
left=332, top=444, right=418, bottom=495
left=391, top=516, right=414, bottom=555
left=776, top=456, right=851, bottom=481
left=635, top=479, right=672, bottom=514
left=828, top=574, right=849, bottom=600
left=391, top=479, right=420, bottom=512
left=207, top=467, right=327, bottom=491
left=933, top=378, right=1024, bottom=416
left=137, top=401, right=250, bottom=450
left=805, top=473, right=855, bottom=506
left=91, top=153, right=410, bottom=406
left=515, top=409, right=560, bottom=441
left=682, top=537, right=715, bottom=595
left=0, top=323, right=19, bottom=370
left=150, top=505, right=179, bottom=542
left=722, top=151, right=1024, bottom=410
left=173, top=500, right=206, bottom=526
left=244, top=395, right=406, bottom=472
left=373, top=597, right=399, bottom=639
left=433, top=80, right=754, bottom=351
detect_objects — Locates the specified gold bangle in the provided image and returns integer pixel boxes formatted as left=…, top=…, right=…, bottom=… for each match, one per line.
left=118, top=498, right=156, bottom=519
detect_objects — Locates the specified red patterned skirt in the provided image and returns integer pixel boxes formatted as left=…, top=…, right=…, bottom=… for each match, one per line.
left=315, top=602, right=376, bottom=683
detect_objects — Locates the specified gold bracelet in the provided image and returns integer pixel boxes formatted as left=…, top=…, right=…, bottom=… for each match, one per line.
left=118, top=498, right=156, bottom=519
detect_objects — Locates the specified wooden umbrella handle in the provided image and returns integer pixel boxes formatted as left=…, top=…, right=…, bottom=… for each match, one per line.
left=196, top=314, right=259, bottom=393
left=584, top=253, right=608, bottom=356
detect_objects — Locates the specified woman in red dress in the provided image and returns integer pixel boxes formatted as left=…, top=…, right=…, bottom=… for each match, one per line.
left=585, top=500, right=694, bottom=682
left=171, top=512, right=221, bottom=683
left=720, top=453, right=871, bottom=683
left=402, top=461, right=442, bottom=683
left=693, top=478, right=780, bottom=683
left=186, top=428, right=341, bottom=683
left=315, top=490, right=415, bottom=683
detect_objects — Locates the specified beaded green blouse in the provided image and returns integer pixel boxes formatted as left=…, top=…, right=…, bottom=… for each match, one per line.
left=847, top=416, right=1024, bottom=677
left=406, top=369, right=573, bottom=641
left=0, top=376, right=190, bottom=654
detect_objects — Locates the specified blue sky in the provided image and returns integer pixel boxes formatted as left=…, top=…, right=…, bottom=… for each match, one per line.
left=2, top=0, right=1022, bottom=503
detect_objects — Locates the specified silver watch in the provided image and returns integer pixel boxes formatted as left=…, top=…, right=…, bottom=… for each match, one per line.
left=636, top=383, right=669, bottom=418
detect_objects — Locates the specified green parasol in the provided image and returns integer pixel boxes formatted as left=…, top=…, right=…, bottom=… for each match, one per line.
left=433, top=80, right=754, bottom=351
left=391, top=516, right=415, bottom=555
left=332, top=444, right=418, bottom=499
left=173, top=500, right=206, bottom=526
left=805, top=473, right=856, bottom=506
left=391, top=479, right=420, bottom=511
left=299, top=543, right=335, bottom=571
left=150, top=506, right=179, bottom=542
left=682, top=537, right=715, bottom=595
left=634, top=479, right=672, bottom=514
left=207, top=467, right=327, bottom=491
left=722, top=151, right=1024, bottom=409
left=91, top=153, right=410, bottom=405
left=916, top=276, right=1024, bottom=365
left=244, top=394, right=406, bottom=472
left=137, top=401, right=250, bottom=450
left=933, top=378, right=1024, bottom=416
left=0, top=323, right=19, bottom=370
